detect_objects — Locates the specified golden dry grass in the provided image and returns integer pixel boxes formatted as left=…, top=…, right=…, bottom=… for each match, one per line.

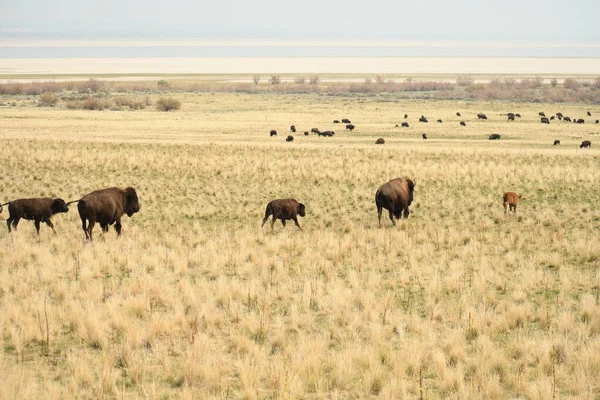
left=0, top=90, right=599, bottom=399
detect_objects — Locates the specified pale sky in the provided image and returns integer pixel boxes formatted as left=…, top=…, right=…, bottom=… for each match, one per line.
left=1, top=0, right=598, bottom=41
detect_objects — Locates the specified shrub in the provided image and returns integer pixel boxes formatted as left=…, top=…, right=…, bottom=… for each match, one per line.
left=156, top=97, right=181, bottom=111
left=38, top=91, right=59, bottom=107
left=294, top=77, right=306, bottom=85
left=563, top=78, right=581, bottom=90
left=269, top=75, right=281, bottom=85
left=157, top=80, right=170, bottom=87
left=114, top=96, right=147, bottom=110
left=82, top=97, right=111, bottom=110
left=550, top=78, right=558, bottom=88
left=309, top=75, right=320, bottom=85
left=253, top=75, right=260, bottom=85
left=456, top=76, right=474, bottom=87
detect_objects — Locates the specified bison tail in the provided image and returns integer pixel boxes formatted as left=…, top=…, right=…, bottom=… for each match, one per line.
left=0, top=202, right=10, bottom=214
left=261, top=203, right=273, bottom=227
left=66, top=199, right=81, bottom=206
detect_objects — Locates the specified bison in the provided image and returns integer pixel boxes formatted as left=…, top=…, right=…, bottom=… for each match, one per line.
left=507, top=113, right=515, bottom=119
left=304, top=131, right=309, bottom=136
left=394, top=124, right=399, bottom=128
left=556, top=112, right=563, bottom=119
left=71, top=187, right=140, bottom=241
left=404, top=114, right=408, bottom=119
left=563, top=116, right=572, bottom=122
left=539, top=112, right=546, bottom=117
left=261, top=198, right=305, bottom=232
left=456, top=112, right=461, bottom=117
left=270, top=130, right=277, bottom=137
left=346, top=124, right=355, bottom=131
left=319, top=130, right=334, bottom=137
left=311, top=128, right=320, bottom=134
left=596, top=120, right=599, bottom=124
left=290, top=125, right=296, bottom=133
left=333, top=120, right=340, bottom=124
left=460, top=121, right=466, bottom=126
left=515, top=113, right=521, bottom=118
left=1, top=197, right=69, bottom=234
left=553, top=140, right=561, bottom=145
left=587, top=111, right=592, bottom=116
left=437, top=119, right=443, bottom=123
left=419, top=116, right=428, bottom=123
left=422, top=133, right=427, bottom=140
left=286, top=135, right=294, bottom=142
left=580, top=140, right=591, bottom=148
left=477, top=113, right=488, bottom=120
left=508, top=115, right=515, bottom=121
left=375, top=138, right=385, bottom=144
left=489, top=134, right=501, bottom=140
left=550, top=116, right=555, bottom=120
left=541, top=117, right=550, bottom=124
left=576, top=119, right=585, bottom=124
left=503, top=192, right=521, bottom=214
left=401, top=122, right=409, bottom=128
left=342, top=118, right=351, bottom=124
left=375, top=178, right=416, bottom=226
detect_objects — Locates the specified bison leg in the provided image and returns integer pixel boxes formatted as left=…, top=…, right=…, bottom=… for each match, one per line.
left=403, top=206, right=410, bottom=219
left=80, top=215, right=89, bottom=240
left=388, top=210, right=396, bottom=226
left=6, top=217, right=12, bottom=233
left=87, top=219, right=96, bottom=241
left=34, top=219, right=41, bottom=234
left=504, top=201, right=509, bottom=214
left=377, top=205, right=383, bottom=227
left=292, top=216, right=303, bottom=231
left=12, top=217, right=21, bottom=231
left=44, top=218, right=56, bottom=234
left=101, top=223, right=109, bottom=233
left=114, top=220, right=122, bottom=236
left=281, top=219, right=286, bottom=227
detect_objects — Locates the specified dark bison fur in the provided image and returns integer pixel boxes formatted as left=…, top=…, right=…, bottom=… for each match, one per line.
left=553, top=140, right=560, bottom=145
left=580, top=140, right=591, bottom=148
left=1, top=198, right=69, bottom=234
left=375, top=178, right=416, bottom=226
left=261, top=198, right=305, bottom=232
left=375, top=138, right=385, bottom=144
left=346, top=124, right=355, bottom=131
left=270, top=130, right=277, bottom=137
left=489, top=134, right=501, bottom=140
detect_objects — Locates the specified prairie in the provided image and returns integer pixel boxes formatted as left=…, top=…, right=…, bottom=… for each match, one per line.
left=0, top=89, right=599, bottom=399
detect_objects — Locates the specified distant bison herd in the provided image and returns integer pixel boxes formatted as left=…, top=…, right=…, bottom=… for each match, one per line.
left=272, top=111, right=594, bottom=148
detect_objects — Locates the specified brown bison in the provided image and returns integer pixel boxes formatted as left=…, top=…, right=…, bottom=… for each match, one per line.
left=508, top=115, right=515, bottom=121
left=70, top=187, right=140, bottom=241
left=580, top=140, right=591, bottom=148
left=456, top=112, right=461, bottom=117
left=342, top=118, right=351, bottom=124
left=270, top=130, right=277, bottom=137
left=503, top=192, right=521, bottom=214
left=437, top=119, right=443, bottom=123
left=304, top=131, right=309, bottom=136
left=553, top=140, right=560, bottom=145
left=401, top=122, right=409, bottom=128
left=319, top=130, right=334, bottom=137
left=419, top=116, right=428, bottom=123
left=556, top=112, right=563, bottom=119
left=286, top=135, right=294, bottom=142
left=576, top=119, right=585, bottom=124
left=261, top=198, right=305, bottom=232
left=477, top=113, right=488, bottom=120
left=422, top=133, right=428, bottom=139
left=375, top=178, right=416, bottom=226
left=507, top=112, right=515, bottom=119
left=515, top=113, right=521, bottom=118
left=346, top=124, right=355, bottom=131
left=333, top=120, right=340, bottom=124
left=1, top=197, right=69, bottom=234
left=404, top=114, right=408, bottom=119
left=290, top=125, right=296, bottom=132
left=375, top=138, right=385, bottom=144
left=489, top=134, right=501, bottom=140
left=311, top=128, right=320, bottom=134
left=539, top=112, right=546, bottom=117
left=541, top=117, right=550, bottom=124
left=460, top=121, right=466, bottom=126
left=587, top=111, right=592, bottom=116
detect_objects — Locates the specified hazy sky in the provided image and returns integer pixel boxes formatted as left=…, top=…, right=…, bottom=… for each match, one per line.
left=1, top=0, right=599, bottom=41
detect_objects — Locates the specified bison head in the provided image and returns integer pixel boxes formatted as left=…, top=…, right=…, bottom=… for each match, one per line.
left=298, top=203, right=306, bottom=217
left=124, top=187, right=140, bottom=217
left=406, top=179, right=416, bottom=205
left=51, top=198, right=69, bottom=214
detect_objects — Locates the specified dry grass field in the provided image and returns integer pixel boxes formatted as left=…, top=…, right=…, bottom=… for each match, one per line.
left=0, top=88, right=599, bottom=399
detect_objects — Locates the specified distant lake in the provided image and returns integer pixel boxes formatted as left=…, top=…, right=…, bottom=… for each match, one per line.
left=2, top=39, right=600, bottom=58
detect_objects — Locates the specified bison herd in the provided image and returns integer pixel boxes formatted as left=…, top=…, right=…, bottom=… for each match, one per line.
left=1, top=187, right=140, bottom=240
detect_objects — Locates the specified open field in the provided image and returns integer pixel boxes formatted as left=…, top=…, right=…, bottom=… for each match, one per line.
left=1, top=89, right=600, bottom=398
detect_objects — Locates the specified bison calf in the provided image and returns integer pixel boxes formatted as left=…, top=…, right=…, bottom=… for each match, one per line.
left=261, top=199, right=305, bottom=232
left=376, top=178, right=416, bottom=226
left=73, top=187, right=140, bottom=241
left=503, top=192, right=521, bottom=215
left=1, top=197, right=69, bottom=234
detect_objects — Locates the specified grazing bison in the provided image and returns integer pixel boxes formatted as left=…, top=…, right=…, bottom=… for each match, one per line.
left=404, top=114, right=408, bottom=119
left=286, top=135, right=294, bottom=142
left=333, top=120, right=340, bottom=124
left=477, top=113, right=488, bottom=120
left=401, top=122, right=409, bottom=128
left=342, top=119, right=351, bottom=124
left=270, top=130, right=277, bottom=137
left=503, top=192, right=521, bottom=214
left=508, top=115, right=515, bottom=121
left=507, top=112, right=515, bottom=119
left=541, top=117, right=550, bottom=124
left=72, top=187, right=140, bottom=241
left=553, top=140, right=560, bottom=145
left=437, top=119, right=443, bottom=123
left=394, top=124, right=399, bottom=128
left=304, top=131, right=309, bottom=136
left=596, top=120, right=599, bottom=124
left=346, top=124, right=355, bottom=131
left=550, top=116, right=555, bottom=120
left=422, top=133, right=427, bottom=140
left=556, top=112, right=563, bottom=119
left=587, top=111, right=592, bottom=116
left=460, top=121, right=466, bottom=126
left=375, top=138, right=385, bottom=144
left=563, top=116, right=572, bottom=122
left=375, top=178, right=416, bottom=226
left=576, top=119, right=585, bottom=124
left=261, top=198, right=305, bottom=232
left=290, top=125, right=296, bottom=133
left=539, top=112, right=546, bottom=117
left=419, top=116, right=428, bottom=123
left=1, top=197, right=69, bottom=234
left=580, top=140, right=591, bottom=148
left=515, top=113, right=521, bottom=118
left=311, top=128, right=320, bottom=134
left=456, top=112, right=461, bottom=117
left=489, top=134, right=501, bottom=140
left=319, top=130, right=334, bottom=137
